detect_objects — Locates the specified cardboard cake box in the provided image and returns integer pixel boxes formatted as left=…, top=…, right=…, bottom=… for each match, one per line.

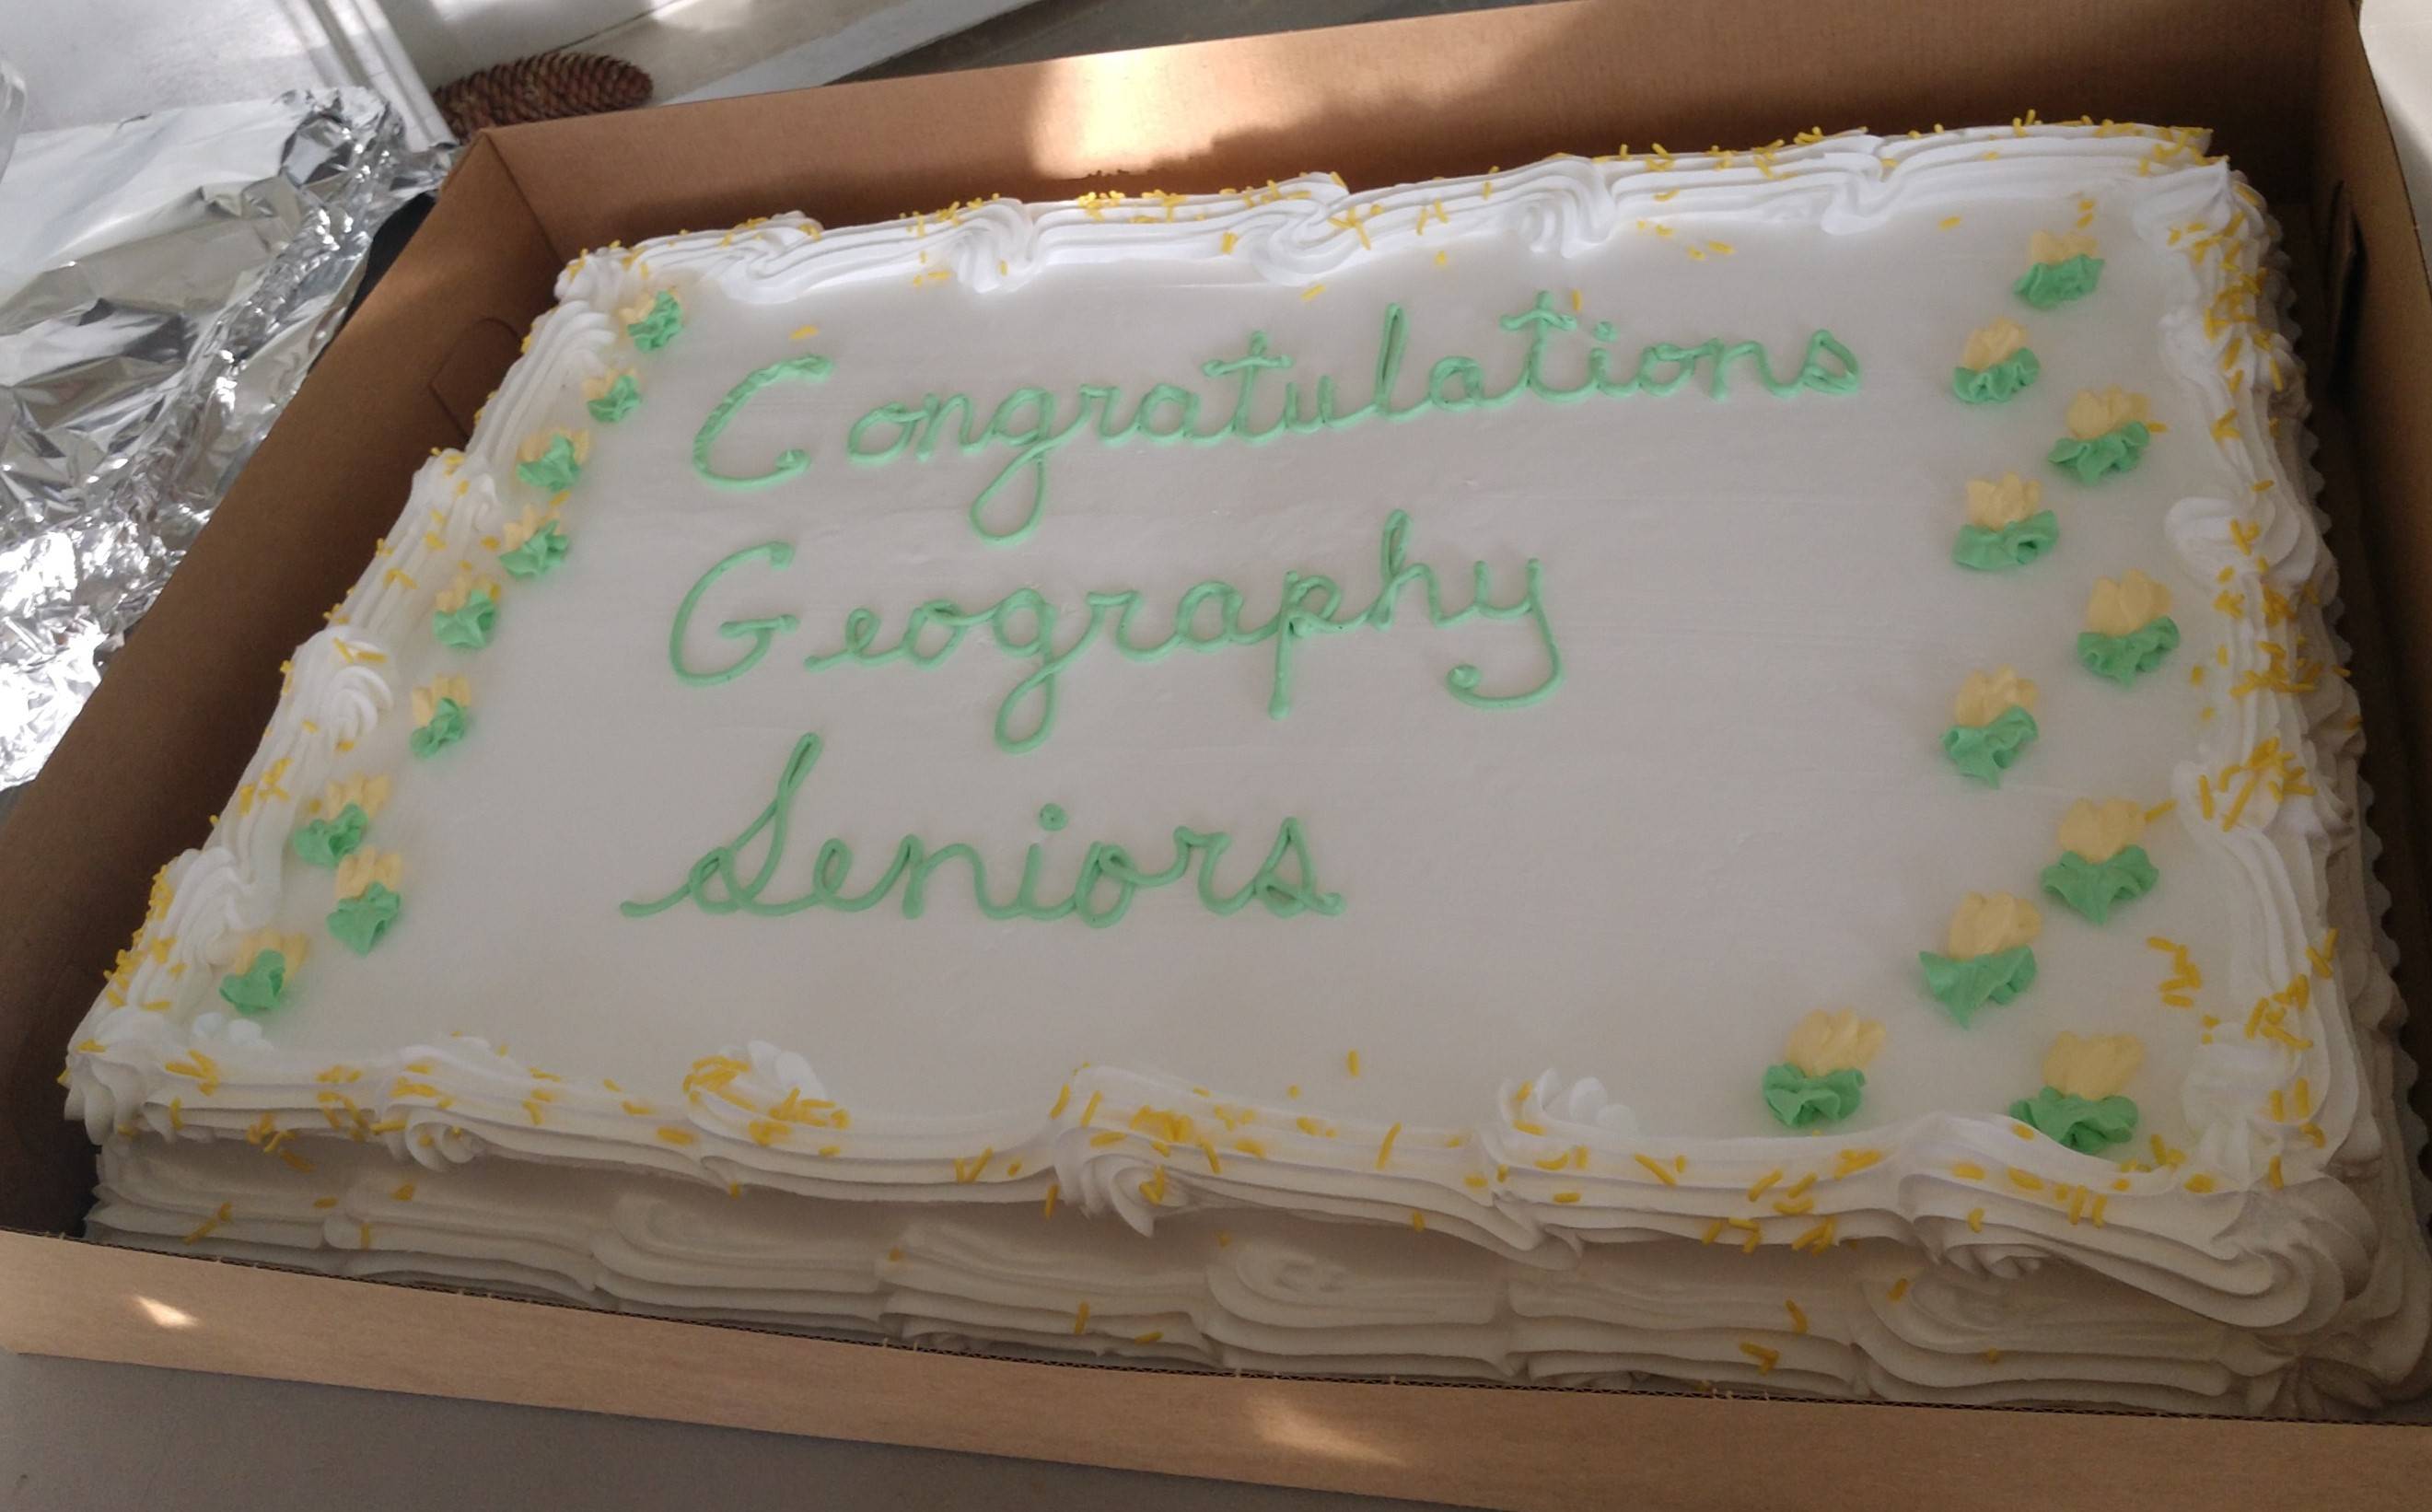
left=6, top=0, right=2432, bottom=1501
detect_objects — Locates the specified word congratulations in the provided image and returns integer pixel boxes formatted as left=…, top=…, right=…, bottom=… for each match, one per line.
left=691, top=294, right=1860, bottom=544
left=669, top=509, right=1560, bottom=754
left=623, top=732, right=1343, bottom=927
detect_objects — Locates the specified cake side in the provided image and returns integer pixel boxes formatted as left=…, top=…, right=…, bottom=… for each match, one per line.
left=61, top=122, right=2432, bottom=1411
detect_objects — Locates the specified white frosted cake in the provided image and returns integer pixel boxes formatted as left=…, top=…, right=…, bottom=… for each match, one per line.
left=64, top=122, right=2432, bottom=1413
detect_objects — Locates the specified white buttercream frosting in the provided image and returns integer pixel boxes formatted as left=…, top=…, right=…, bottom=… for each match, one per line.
left=63, top=122, right=2430, bottom=1412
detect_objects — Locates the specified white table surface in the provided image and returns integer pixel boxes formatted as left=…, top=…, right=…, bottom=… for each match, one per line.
left=6, top=5, right=2431, bottom=1507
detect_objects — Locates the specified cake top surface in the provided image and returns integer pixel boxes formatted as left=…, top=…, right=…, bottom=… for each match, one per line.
left=66, top=122, right=2395, bottom=1286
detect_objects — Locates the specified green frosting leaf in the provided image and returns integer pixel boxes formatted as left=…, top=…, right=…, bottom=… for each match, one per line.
left=1762, top=1064, right=1867, bottom=1128
left=218, top=949, right=294, bottom=1017
left=627, top=289, right=683, bottom=352
left=2039, top=845, right=2159, bottom=924
left=515, top=435, right=584, bottom=494
left=432, top=588, right=497, bottom=650
left=2046, top=420, right=2150, bottom=483
left=2007, top=1086, right=2139, bottom=1153
left=2076, top=616, right=2181, bottom=686
left=1951, top=349, right=2041, bottom=404
left=498, top=520, right=569, bottom=579
left=587, top=372, right=641, bottom=423
left=2013, top=254, right=2105, bottom=309
left=409, top=696, right=470, bottom=758
left=328, top=882, right=402, bottom=955
left=1952, top=510, right=2059, bottom=571
left=1919, top=946, right=2037, bottom=1027
left=1940, top=704, right=2039, bottom=785
left=290, top=803, right=368, bottom=867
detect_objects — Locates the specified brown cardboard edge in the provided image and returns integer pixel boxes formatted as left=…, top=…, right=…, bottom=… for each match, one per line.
left=0, top=0, right=2428, bottom=1495
left=4, top=1233, right=2428, bottom=1508
left=479, top=0, right=2321, bottom=252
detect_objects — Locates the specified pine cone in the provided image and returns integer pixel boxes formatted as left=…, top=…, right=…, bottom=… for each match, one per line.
left=436, top=52, right=655, bottom=139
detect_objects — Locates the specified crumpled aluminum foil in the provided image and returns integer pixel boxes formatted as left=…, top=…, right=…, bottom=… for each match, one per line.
left=0, top=87, right=450, bottom=786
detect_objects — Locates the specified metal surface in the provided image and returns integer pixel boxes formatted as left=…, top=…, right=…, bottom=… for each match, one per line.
left=0, top=89, right=448, bottom=786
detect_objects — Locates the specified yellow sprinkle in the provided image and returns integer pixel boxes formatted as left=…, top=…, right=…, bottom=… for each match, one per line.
left=1568, top=288, right=1584, bottom=312
left=1772, top=1193, right=1815, bottom=1215
left=1434, top=250, right=1449, bottom=266
left=1079, top=1090, right=1102, bottom=1128
left=1466, top=1173, right=1490, bottom=1191
left=1219, top=231, right=1239, bottom=254
left=390, top=1182, right=415, bottom=1202
left=1301, top=284, right=1326, bottom=301
left=2011, top=1123, right=2036, bottom=1142
left=311, top=1197, right=338, bottom=1210
left=1950, top=1161, right=1985, bottom=1181
left=1984, top=1349, right=2004, bottom=1364
left=1286, top=1085, right=1300, bottom=1099
left=1552, top=1191, right=1582, bottom=1204
left=790, top=324, right=819, bottom=340
left=620, top=1099, right=654, bottom=1116
left=183, top=1202, right=234, bottom=1244
left=1133, top=1331, right=1164, bottom=1345
left=1512, top=1118, right=1545, bottom=1135
left=1375, top=1122, right=1402, bottom=1169
left=952, top=1148, right=994, bottom=1183
left=1832, top=1149, right=1883, bottom=1179
left=2267, top=1156, right=2285, bottom=1189
left=1967, top=1207, right=1985, bottom=1232
left=1700, top=1218, right=1725, bottom=1244
left=1089, top=1130, right=1126, bottom=1147
left=1233, top=1137, right=1270, bottom=1158
left=656, top=1126, right=696, bottom=1146
left=1041, top=1182, right=1059, bottom=1218
left=1785, top=1172, right=1817, bottom=1199
left=1411, top=1210, right=1427, bottom=1232
left=1747, top=1169, right=1783, bottom=1201
left=1072, top=1302, right=1090, bottom=1334
left=1888, top=1277, right=1912, bottom=1302
left=1740, top=1342, right=1779, bottom=1374
left=1785, top=1299, right=1809, bottom=1334
left=1938, top=215, right=1962, bottom=230
left=2089, top=1194, right=2108, bottom=1227
left=2185, top=1173, right=2217, bottom=1192
left=1049, top=1083, right=1071, bottom=1120
left=1634, top=1153, right=1676, bottom=1185
left=1345, top=1049, right=1361, bottom=1076
left=2007, top=1168, right=2044, bottom=1192
left=1216, top=1231, right=1232, bottom=1248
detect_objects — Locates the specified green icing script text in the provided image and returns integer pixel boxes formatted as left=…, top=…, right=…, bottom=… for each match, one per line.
left=689, top=293, right=1860, bottom=544
left=623, top=732, right=1343, bottom=928
left=668, top=509, right=1562, bottom=755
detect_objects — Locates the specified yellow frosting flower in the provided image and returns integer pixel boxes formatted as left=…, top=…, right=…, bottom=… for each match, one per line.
left=517, top=427, right=591, bottom=467
left=1965, top=472, right=2043, bottom=530
left=434, top=570, right=500, bottom=615
left=411, top=674, right=473, bottom=727
left=615, top=292, right=662, bottom=329
left=497, top=504, right=553, bottom=552
left=1952, top=667, right=2038, bottom=727
left=1783, top=1009, right=1887, bottom=1078
left=2086, top=569, right=2171, bottom=637
left=2042, top=1032, right=2143, bottom=1099
left=2058, top=797, right=2147, bottom=863
left=231, top=927, right=308, bottom=973
left=333, top=847, right=404, bottom=901
left=2030, top=229, right=2099, bottom=265
left=318, top=773, right=390, bottom=820
left=1948, top=892, right=2042, bottom=960
left=2065, top=386, right=2152, bottom=440
left=1960, top=318, right=2030, bottom=371
left=582, top=368, right=638, bottom=403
